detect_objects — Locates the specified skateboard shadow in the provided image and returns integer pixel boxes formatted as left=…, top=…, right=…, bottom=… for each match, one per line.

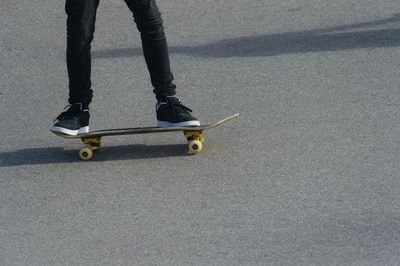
left=0, top=144, right=189, bottom=167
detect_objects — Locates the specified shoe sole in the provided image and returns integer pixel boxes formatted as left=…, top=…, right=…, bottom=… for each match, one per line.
left=51, top=126, right=89, bottom=136
left=157, top=120, right=200, bottom=127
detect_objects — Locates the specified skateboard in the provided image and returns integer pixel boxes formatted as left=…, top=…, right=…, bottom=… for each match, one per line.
left=51, top=113, right=239, bottom=160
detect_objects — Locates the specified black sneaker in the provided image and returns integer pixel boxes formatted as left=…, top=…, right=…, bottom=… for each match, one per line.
left=156, top=96, right=200, bottom=127
left=50, top=103, right=90, bottom=135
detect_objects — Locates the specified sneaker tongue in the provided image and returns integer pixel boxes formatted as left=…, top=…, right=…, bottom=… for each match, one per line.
left=167, top=97, right=193, bottom=113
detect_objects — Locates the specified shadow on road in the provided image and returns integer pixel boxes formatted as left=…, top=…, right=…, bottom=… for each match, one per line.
left=0, top=144, right=189, bottom=167
left=92, top=14, right=400, bottom=59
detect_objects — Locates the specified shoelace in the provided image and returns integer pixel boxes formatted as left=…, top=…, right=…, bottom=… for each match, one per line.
left=171, top=101, right=193, bottom=115
left=54, top=105, right=79, bottom=122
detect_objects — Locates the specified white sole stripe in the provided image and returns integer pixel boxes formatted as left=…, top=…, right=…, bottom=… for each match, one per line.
left=51, top=126, right=89, bottom=136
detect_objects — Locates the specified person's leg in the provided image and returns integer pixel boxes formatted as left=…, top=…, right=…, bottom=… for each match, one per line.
left=66, top=0, right=100, bottom=107
left=124, top=0, right=176, bottom=99
left=51, top=0, right=99, bottom=135
left=125, top=0, right=199, bottom=127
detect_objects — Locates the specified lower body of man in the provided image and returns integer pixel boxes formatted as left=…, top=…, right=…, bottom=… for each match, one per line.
left=51, top=0, right=199, bottom=135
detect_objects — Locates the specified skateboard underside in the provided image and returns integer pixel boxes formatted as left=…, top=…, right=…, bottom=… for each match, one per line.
left=78, top=130, right=205, bottom=160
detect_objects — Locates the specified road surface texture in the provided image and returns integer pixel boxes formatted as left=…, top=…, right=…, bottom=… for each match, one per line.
left=1, top=0, right=399, bottom=265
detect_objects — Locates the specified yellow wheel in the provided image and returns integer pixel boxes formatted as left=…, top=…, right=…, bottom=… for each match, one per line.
left=189, top=140, right=203, bottom=153
left=197, top=134, right=205, bottom=144
left=79, top=147, right=94, bottom=160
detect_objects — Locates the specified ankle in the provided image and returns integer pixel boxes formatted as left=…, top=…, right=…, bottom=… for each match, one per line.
left=71, top=102, right=89, bottom=111
left=156, top=95, right=175, bottom=103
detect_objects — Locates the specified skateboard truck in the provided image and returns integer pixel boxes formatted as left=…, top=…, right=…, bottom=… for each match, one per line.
left=80, top=137, right=101, bottom=160
left=184, top=131, right=205, bottom=154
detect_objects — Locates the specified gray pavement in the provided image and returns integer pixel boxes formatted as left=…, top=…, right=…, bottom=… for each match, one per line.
left=1, top=0, right=400, bottom=265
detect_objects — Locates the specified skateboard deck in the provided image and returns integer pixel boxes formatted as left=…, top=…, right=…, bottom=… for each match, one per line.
left=51, top=113, right=239, bottom=160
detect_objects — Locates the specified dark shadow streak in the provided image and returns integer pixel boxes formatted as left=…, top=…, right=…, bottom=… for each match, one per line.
left=91, top=14, right=400, bottom=59
left=0, top=144, right=189, bottom=167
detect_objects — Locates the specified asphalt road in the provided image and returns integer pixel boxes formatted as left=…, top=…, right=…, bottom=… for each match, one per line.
left=1, top=0, right=400, bottom=265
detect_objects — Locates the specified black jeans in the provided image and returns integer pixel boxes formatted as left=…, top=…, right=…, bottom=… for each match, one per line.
left=65, top=0, right=176, bottom=106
